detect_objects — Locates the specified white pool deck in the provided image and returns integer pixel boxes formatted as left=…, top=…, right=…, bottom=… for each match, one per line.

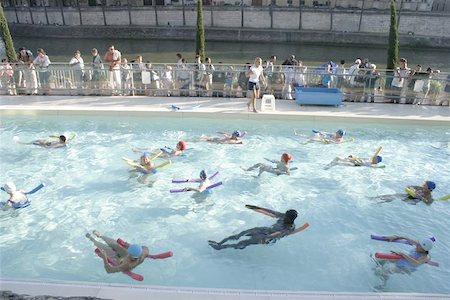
left=0, top=95, right=449, bottom=300
left=0, top=95, right=449, bottom=124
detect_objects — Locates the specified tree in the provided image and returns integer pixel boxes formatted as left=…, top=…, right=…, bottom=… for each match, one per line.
left=195, top=0, right=205, bottom=61
left=0, top=7, right=17, bottom=62
left=386, top=0, right=398, bottom=70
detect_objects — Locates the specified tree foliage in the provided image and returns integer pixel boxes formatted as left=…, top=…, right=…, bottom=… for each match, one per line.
left=0, top=7, right=17, bottom=62
left=386, top=0, right=398, bottom=70
left=195, top=0, right=205, bottom=61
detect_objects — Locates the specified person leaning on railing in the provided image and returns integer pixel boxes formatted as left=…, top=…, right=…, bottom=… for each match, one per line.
left=33, top=48, right=51, bottom=95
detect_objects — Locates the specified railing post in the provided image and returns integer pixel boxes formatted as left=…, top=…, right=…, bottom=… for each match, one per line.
left=127, top=0, right=132, bottom=25
left=27, top=0, right=34, bottom=24
left=101, top=0, right=106, bottom=25
left=181, top=0, right=185, bottom=26
left=76, top=0, right=82, bottom=25
left=59, top=0, right=66, bottom=25
left=240, top=0, right=243, bottom=27
left=358, top=0, right=365, bottom=32
left=298, top=0, right=302, bottom=30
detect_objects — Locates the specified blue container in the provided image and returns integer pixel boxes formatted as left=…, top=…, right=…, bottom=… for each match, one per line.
left=295, top=87, right=343, bottom=106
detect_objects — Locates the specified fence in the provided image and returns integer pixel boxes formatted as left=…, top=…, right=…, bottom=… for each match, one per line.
left=1, top=62, right=449, bottom=105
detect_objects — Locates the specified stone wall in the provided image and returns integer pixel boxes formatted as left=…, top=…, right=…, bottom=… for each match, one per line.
left=4, top=7, right=450, bottom=47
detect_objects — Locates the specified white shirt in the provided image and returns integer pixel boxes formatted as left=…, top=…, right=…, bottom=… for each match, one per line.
left=33, top=55, right=51, bottom=69
left=249, top=65, right=263, bottom=83
left=391, top=68, right=410, bottom=88
left=69, top=56, right=84, bottom=70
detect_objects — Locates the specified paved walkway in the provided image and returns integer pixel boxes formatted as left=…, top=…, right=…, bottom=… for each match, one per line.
left=0, top=95, right=449, bottom=124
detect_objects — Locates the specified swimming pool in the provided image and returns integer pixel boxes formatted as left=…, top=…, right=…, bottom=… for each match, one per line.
left=0, top=114, right=449, bottom=294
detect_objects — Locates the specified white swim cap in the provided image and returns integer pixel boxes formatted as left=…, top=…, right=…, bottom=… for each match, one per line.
left=420, top=238, right=433, bottom=251
left=3, top=182, right=16, bottom=194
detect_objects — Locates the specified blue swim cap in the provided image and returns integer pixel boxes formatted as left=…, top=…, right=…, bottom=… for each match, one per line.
left=337, top=129, right=345, bottom=136
left=142, top=151, right=151, bottom=157
left=376, top=156, right=382, bottom=163
left=128, top=244, right=143, bottom=258
left=232, top=130, right=241, bottom=138
left=200, top=170, right=207, bottom=180
left=426, top=181, right=436, bottom=191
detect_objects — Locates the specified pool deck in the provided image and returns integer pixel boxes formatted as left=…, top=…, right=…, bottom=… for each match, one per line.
left=0, top=95, right=449, bottom=300
left=0, top=95, right=449, bottom=124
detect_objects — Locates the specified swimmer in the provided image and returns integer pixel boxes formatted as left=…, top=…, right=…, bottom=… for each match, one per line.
left=243, top=153, right=292, bottom=177
left=136, top=152, right=156, bottom=174
left=1, top=182, right=28, bottom=209
left=32, top=135, right=67, bottom=148
left=86, top=230, right=149, bottom=274
left=373, top=180, right=436, bottom=205
left=374, top=235, right=433, bottom=275
left=160, top=140, right=187, bottom=157
left=208, top=205, right=301, bottom=250
left=134, top=140, right=187, bottom=158
left=325, top=146, right=383, bottom=169
left=182, top=170, right=211, bottom=193
left=201, top=130, right=244, bottom=144
left=312, top=129, right=346, bottom=143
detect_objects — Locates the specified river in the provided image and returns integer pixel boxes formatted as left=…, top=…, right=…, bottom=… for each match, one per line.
left=13, top=37, right=450, bottom=69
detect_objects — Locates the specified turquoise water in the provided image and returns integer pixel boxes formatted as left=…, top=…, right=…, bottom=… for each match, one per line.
left=0, top=115, right=449, bottom=293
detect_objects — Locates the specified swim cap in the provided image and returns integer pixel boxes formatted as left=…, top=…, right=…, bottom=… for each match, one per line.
left=59, top=135, right=67, bottom=143
left=285, top=209, right=298, bottom=222
left=177, top=140, right=186, bottom=151
left=425, top=181, right=436, bottom=191
left=336, top=129, right=345, bottom=137
left=281, top=153, right=292, bottom=162
left=232, top=130, right=241, bottom=138
left=128, top=244, right=143, bottom=258
left=420, top=238, right=433, bottom=251
left=376, top=156, right=382, bottom=163
left=200, top=170, right=207, bottom=180
left=142, top=151, right=151, bottom=157
left=3, top=182, right=16, bottom=194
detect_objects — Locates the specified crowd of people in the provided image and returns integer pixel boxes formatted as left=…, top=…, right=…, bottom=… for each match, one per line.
left=1, top=46, right=449, bottom=105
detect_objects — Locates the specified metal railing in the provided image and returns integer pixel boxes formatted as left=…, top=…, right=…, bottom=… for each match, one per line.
left=1, top=63, right=449, bottom=105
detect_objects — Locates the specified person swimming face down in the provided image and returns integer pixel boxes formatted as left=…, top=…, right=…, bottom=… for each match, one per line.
left=231, top=130, right=242, bottom=140
left=283, top=209, right=298, bottom=226
left=59, top=135, right=67, bottom=143
left=176, top=140, right=187, bottom=151
left=281, top=152, right=293, bottom=164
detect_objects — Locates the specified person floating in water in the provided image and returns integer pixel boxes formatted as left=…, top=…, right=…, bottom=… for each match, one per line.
left=1, top=182, right=28, bottom=209
left=134, top=140, right=187, bottom=158
left=86, top=230, right=149, bottom=273
left=182, top=170, right=211, bottom=193
left=201, top=130, right=245, bottom=144
left=373, top=180, right=436, bottom=205
left=208, top=205, right=308, bottom=250
left=374, top=236, right=434, bottom=275
left=32, top=135, right=68, bottom=148
left=324, top=146, right=383, bottom=169
left=312, top=129, right=346, bottom=143
left=243, top=153, right=293, bottom=177
left=161, top=140, right=187, bottom=157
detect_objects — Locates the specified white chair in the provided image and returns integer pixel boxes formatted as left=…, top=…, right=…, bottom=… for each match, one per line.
left=261, top=94, right=276, bottom=111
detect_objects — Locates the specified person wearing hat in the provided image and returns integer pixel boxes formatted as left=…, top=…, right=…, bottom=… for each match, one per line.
left=404, top=181, right=436, bottom=204
left=32, top=135, right=67, bottom=148
left=201, top=130, right=244, bottom=144
left=372, top=180, right=436, bottom=205
left=243, top=153, right=293, bottom=177
left=1, top=182, right=28, bottom=209
left=182, top=170, right=211, bottom=193
left=383, top=235, right=434, bottom=272
left=312, top=129, right=346, bottom=143
left=208, top=205, right=299, bottom=250
left=160, top=140, right=187, bottom=157
left=324, top=147, right=383, bottom=169
left=86, top=230, right=149, bottom=273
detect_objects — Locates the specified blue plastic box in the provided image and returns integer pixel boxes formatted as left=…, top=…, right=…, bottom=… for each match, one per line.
left=295, top=87, right=343, bottom=106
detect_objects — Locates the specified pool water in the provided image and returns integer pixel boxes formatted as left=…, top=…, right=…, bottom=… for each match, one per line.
left=0, top=115, right=449, bottom=294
